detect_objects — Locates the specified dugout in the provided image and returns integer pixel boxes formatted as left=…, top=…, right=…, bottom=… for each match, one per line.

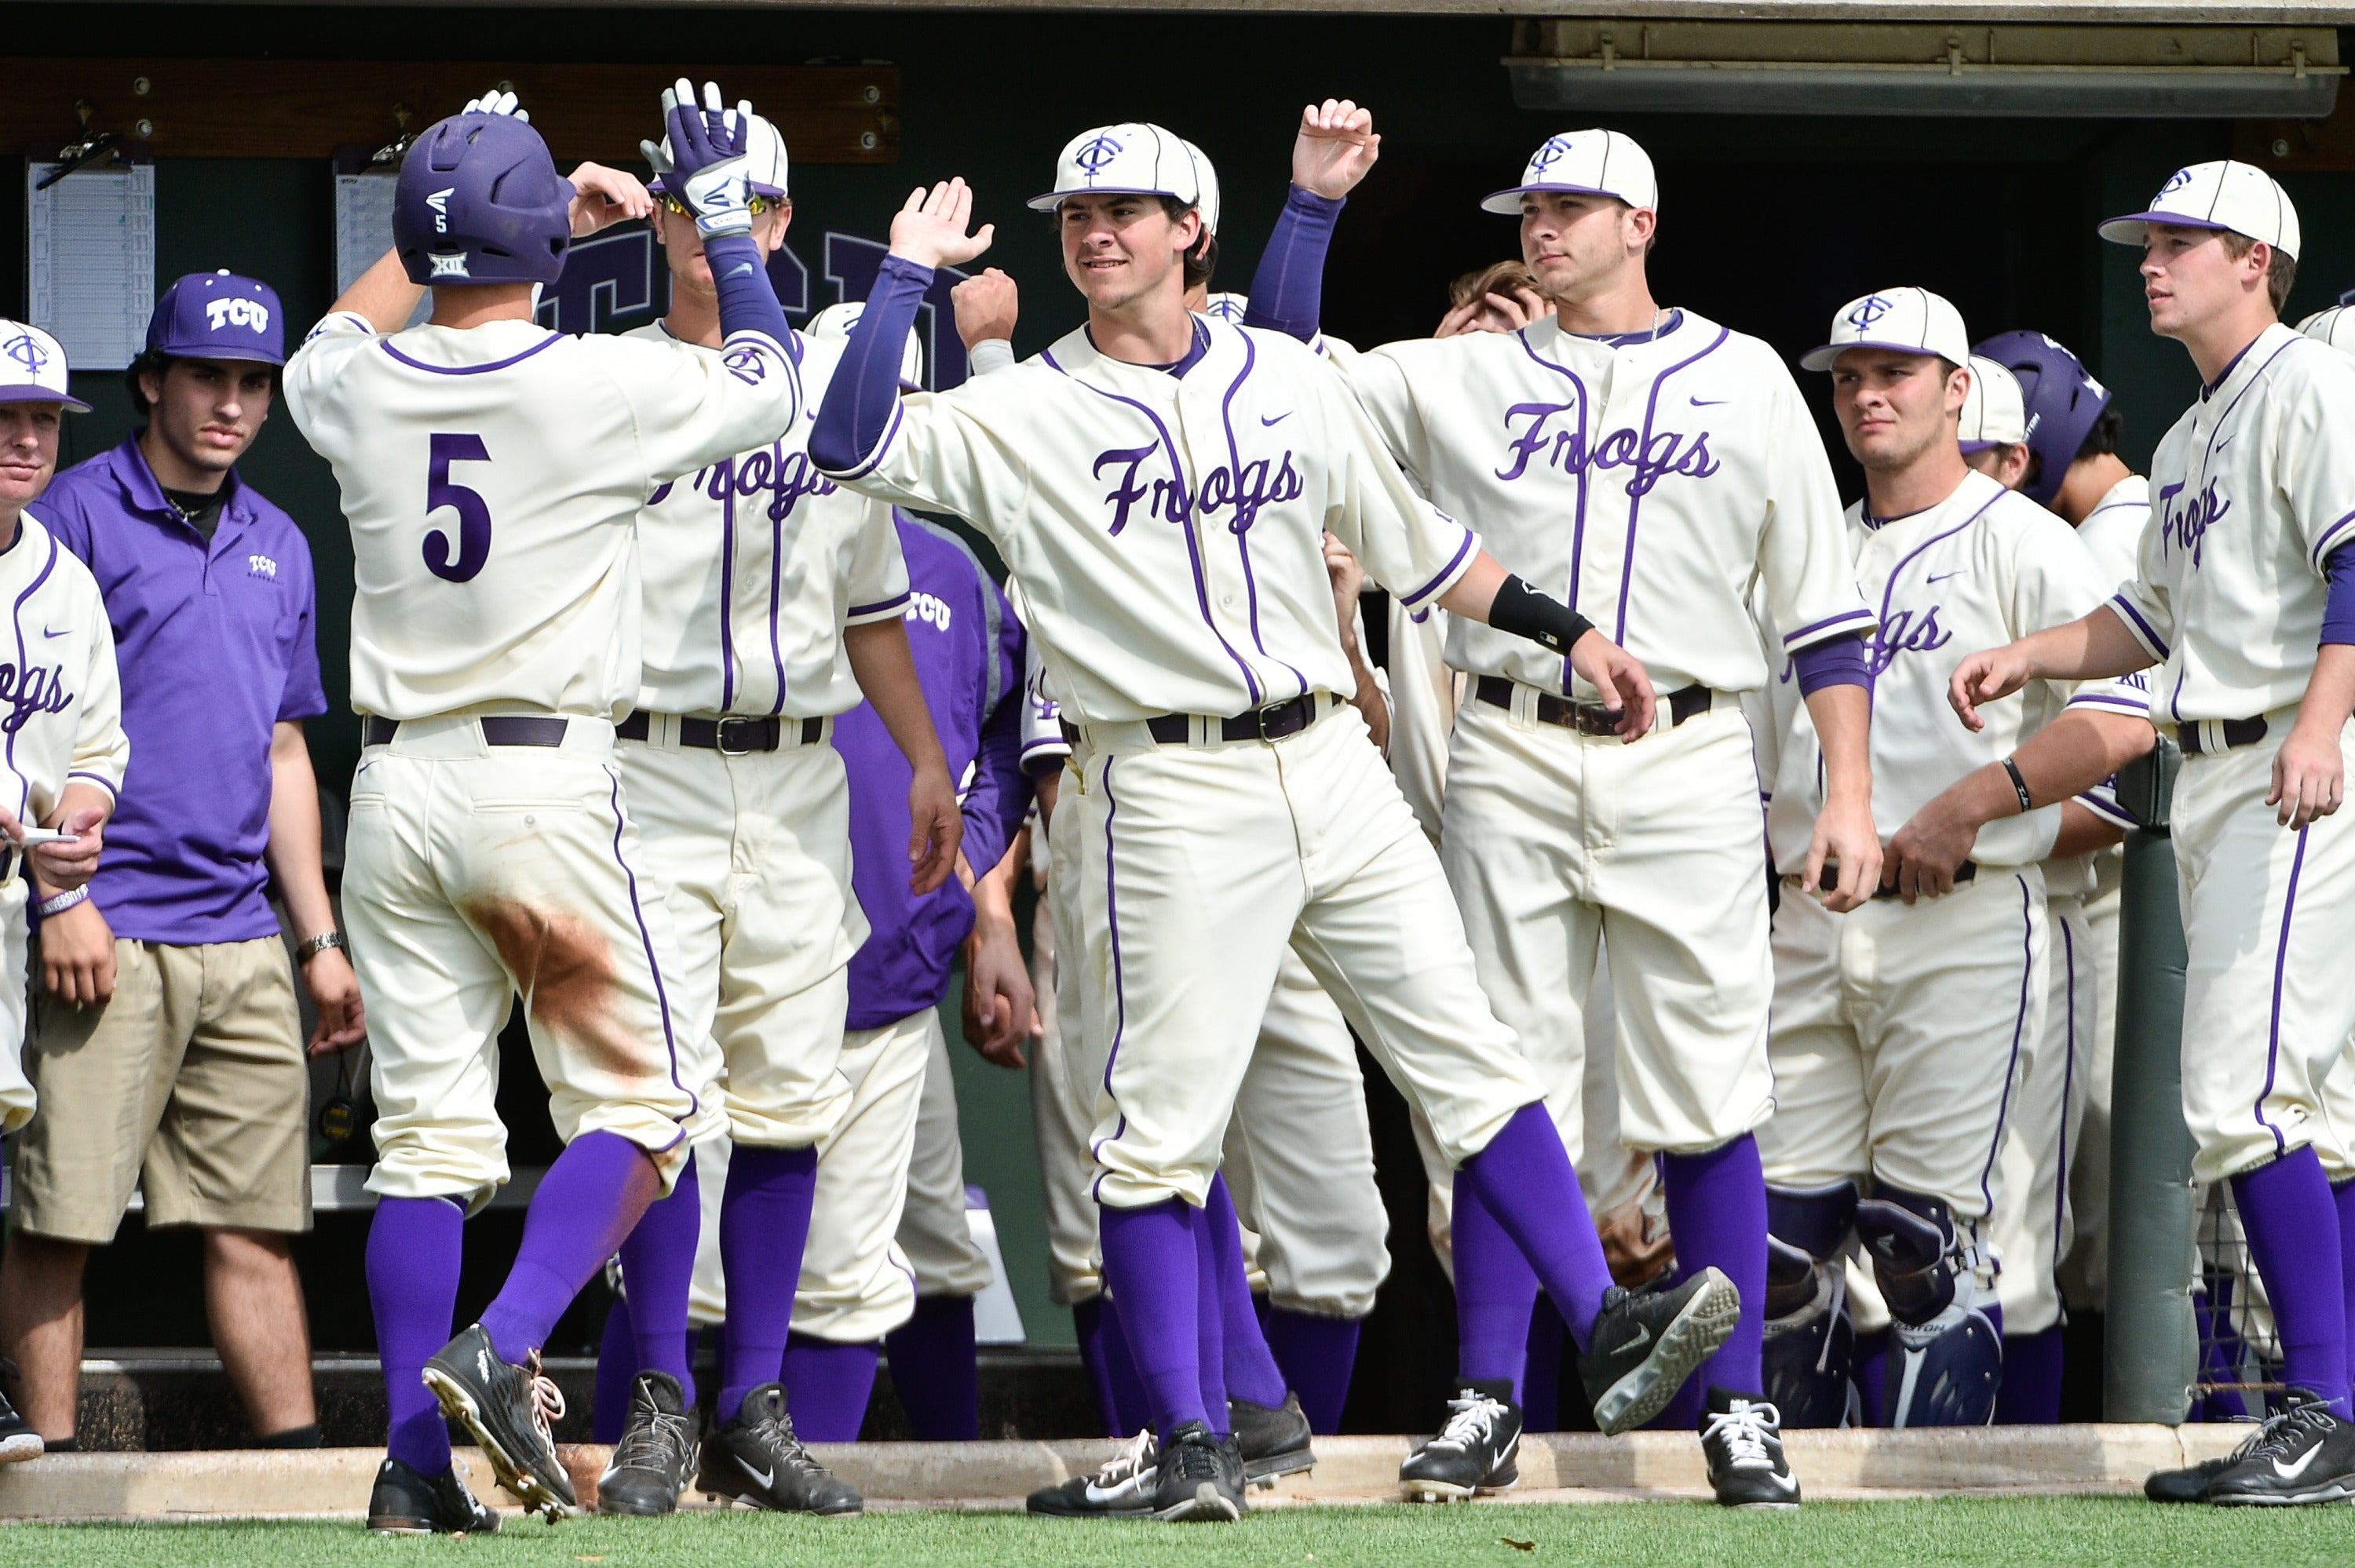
left=6, top=1, right=2350, bottom=1440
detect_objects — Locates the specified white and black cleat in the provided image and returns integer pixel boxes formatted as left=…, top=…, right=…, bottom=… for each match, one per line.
left=2198, top=1392, right=2355, bottom=1506
left=367, top=1456, right=502, bottom=1536
left=0, top=1361, right=41, bottom=1465
left=1150, top=1420, right=1247, bottom=1522
left=1579, top=1268, right=1740, bottom=1436
left=1230, top=1391, right=1315, bottom=1488
left=1700, top=1387, right=1801, bottom=1509
left=1399, top=1380, right=1521, bottom=1504
left=1027, top=1428, right=1159, bottom=1517
left=595, top=1370, right=698, bottom=1515
left=421, top=1323, right=576, bottom=1520
left=694, top=1384, right=863, bottom=1516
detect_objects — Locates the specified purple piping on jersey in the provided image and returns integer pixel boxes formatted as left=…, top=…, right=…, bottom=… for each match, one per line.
left=1087, top=756, right=1130, bottom=1198
left=765, top=492, right=788, bottom=718
left=849, top=592, right=913, bottom=618
left=2054, top=915, right=2079, bottom=1273
left=1216, top=334, right=1309, bottom=701
left=1040, top=347, right=1265, bottom=706
left=1514, top=331, right=1594, bottom=690
left=1611, top=326, right=1731, bottom=647
left=5, top=533, right=60, bottom=821
left=1869, top=490, right=2005, bottom=687
left=1397, top=529, right=1477, bottom=611
left=2307, top=508, right=2355, bottom=571
left=2109, top=593, right=2170, bottom=658
left=66, top=769, right=118, bottom=799
left=603, top=768, right=693, bottom=1136
left=379, top=334, right=562, bottom=376
left=2084, top=499, right=2148, bottom=522
left=717, top=463, right=741, bottom=712
left=1782, top=609, right=1878, bottom=647
left=2067, top=692, right=2153, bottom=713
left=2257, top=826, right=2313, bottom=1158
left=2079, top=791, right=2138, bottom=830
left=1976, top=873, right=2037, bottom=1216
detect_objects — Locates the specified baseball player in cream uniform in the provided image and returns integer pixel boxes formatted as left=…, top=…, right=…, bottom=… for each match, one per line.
left=1755, top=293, right=2152, bottom=1431
left=812, top=128, right=1737, bottom=1522
left=286, top=86, right=801, bottom=1529
left=590, top=111, right=955, bottom=1522
left=1243, top=125, right=1876, bottom=1504
left=1957, top=162, right=2355, bottom=1504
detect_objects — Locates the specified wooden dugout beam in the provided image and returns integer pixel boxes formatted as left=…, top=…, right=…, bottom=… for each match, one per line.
left=11, top=60, right=898, bottom=165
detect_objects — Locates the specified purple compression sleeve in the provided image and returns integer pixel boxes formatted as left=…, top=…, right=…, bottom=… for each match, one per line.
left=2233, top=1147, right=2351, bottom=1417
left=368, top=1195, right=464, bottom=1476
left=810, top=254, right=931, bottom=475
left=1792, top=632, right=1869, bottom=696
left=701, top=233, right=793, bottom=352
left=1243, top=185, right=1345, bottom=343
left=2322, top=543, right=2355, bottom=646
left=479, top=1130, right=659, bottom=1366
left=615, top=1150, right=699, bottom=1387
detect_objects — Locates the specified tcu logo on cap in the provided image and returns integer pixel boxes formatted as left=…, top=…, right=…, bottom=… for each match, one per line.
left=205, top=297, right=271, bottom=334
left=1075, top=134, right=1124, bottom=175
left=1529, top=135, right=1575, bottom=173
left=3, top=334, right=49, bottom=375
left=1847, top=294, right=1894, bottom=330
left=2160, top=167, right=2193, bottom=195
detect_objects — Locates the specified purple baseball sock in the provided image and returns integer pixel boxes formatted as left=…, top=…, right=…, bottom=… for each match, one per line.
left=1451, top=1176, right=1542, bottom=1401
left=1854, top=1329, right=1889, bottom=1426
left=1100, top=1292, right=1155, bottom=1433
left=1203, top=1174, right=1287, bottom=1411
left=615, top=1151, right=699, bottom=1389
left=1073, top=1296, right=1126, bottom=1436
left=1456, top=1103, right=1616, bottom=1352
left=782, top=1331, right=879, bottom=1442
left=1100, top=1197, right=1211, bottom=1434
left=885, top=1295, right=980, bottom=1440
left=1659, top=1135, right=1768, bottom=1395
left=478, top=1131, right=661, bottom=1366
left=2233, top=1147, right=2351, bottom=1417
left=716, top=1143, right=820, bottom=1419
left=594, top=1296, right=633, bottom=1444
left=1521, top=1295, right=1566, bottom=1431
left=1263, top=1308, right=1362, bottom=1435
left=2333, top=1177, right=2355, bottom=1398
left=1995, top=1327, right=2065, bottom=1424
left=1192, top=1192, right=1231, bottom=1437
left=367, top=1195, right=463, bottom=1476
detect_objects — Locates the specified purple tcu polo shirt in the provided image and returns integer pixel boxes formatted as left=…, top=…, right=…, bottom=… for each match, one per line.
left=34, top=435, right=327, bottom=944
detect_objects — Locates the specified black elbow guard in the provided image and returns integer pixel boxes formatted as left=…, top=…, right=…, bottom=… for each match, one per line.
left=1488, top=573, right=1596, bottom=657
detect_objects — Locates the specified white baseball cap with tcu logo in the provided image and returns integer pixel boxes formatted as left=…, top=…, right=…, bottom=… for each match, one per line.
left=0, top=320, right=89, bottom=411
left=1802, top=287, right=1972, bottom=372
left=2098, top=159, right=2300, bottom=261
left=1481, top=130, right=1658, bottom=215
left=1028, top=124, right=1210, bottom=214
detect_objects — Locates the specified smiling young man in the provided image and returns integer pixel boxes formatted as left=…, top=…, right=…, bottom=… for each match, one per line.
left=810, top=126, right=1737, bottom=1523
left=0, top=274, right=359, bottom=1460
left=0, top=321, right=130, bottom=1468
left=1955, top=162, right=2355, bottom=1504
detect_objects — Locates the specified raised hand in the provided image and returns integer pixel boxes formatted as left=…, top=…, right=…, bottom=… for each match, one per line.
left=564, top=162, right=652, bottom=237
left=1292, top=98, right=1381, bottom=201
left=889, top=179, right=995, bottom=271
left=647, top=78, right=757, bottom=239
left=464, top=88, right=528, bottom=122
left=952, top=268, right=1020, bottom=348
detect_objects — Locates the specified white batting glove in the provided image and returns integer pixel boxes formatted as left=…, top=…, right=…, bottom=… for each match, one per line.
left=644, top=78, right=755, bottom=239
left=463, top=87, right=528, bottom=123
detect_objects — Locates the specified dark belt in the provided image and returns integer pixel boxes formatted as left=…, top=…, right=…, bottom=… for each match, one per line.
left=615, top=713, right=821, bottom=753
left=1813, top=860, right=1978, bottom=901
left=1473, top=675, right=1711, bottom=736
left=1059, top=691, right=1324, bottom=750
left=2172, top=717, right=2268, bottom=757
left=362, top=715, right=568, bottom=748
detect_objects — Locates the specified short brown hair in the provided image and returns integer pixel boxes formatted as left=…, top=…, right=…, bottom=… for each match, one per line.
left=1449, top=260, right=1539, bottom=310
left=2221, top=232, right=2298, bottom=315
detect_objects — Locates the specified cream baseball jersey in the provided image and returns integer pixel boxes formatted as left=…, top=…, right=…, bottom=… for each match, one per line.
left=826, top=319, right=1478, bottom=725
left=627, top=324, right=908, bottom=720
left=0, top=515, right=130, bottom=821
left=286, top=314, right=800, bottom=720
left=2076, top=473, right=2150, bottom=585
left=1762, top=469, right=2145, bottom=871
left=1338, top=310, right=1872, bottom=697
left=2111, top=324, right=2355, bottom=724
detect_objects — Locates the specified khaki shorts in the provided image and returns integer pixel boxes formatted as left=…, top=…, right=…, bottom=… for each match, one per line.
left=13, top=935, right=310, bottom=1242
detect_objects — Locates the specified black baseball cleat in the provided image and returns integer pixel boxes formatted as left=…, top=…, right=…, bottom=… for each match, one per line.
left=1579, top=1267, right=1742, bottom=1436
left=1229, top=1391, right=1315, bottom=1486
left=596, top=1370, right=698, bottom=1515
left=1700, top=1388, right=1801, bottom=1508
left=1399, top=1380, right=1521, bottom=1503
left=1151, top=1420, right=1247, bottom=1522
left=2145, top=1453, right=2238, bottom=1504
left=2196, top=1393, right=2355, bottom=1506
left=1027, top=1429, right=1159, bottom=1517
left=366, top=1456, right=502, bottom=1536
left=422, top=1324, right=577, bottom=1519
left=0, top=1362, right=40, bottom=1464
left=696, top=1384, right=863, bottom=1516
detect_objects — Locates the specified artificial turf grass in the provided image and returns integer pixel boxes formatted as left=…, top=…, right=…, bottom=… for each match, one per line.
left=1, top=1497, right=2350, bottom=1568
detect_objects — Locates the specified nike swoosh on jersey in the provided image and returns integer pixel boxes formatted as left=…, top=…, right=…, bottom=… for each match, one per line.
left=40, top=627, right=67, bottom=639
left=1926, top=571, right=1966, bottom=583
left=1261, top=411, right=1292, bottom=427
left=1690, top=396, right=1729, bottom=407
left=2275, top=1445, right=2324, bottom=1480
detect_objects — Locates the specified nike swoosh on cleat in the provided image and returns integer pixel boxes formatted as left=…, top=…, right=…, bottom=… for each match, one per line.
left=742, top=1458, right=775, bottom=1489
left=1621, top=1323, right=1652, bottom=1351
left=2274, top=1446, right=2324, bottom=1480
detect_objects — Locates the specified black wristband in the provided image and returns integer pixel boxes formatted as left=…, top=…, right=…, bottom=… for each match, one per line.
left=1487, top=573, right=1596, bottom=658
left=2001, top=757, right=2034, bottom=815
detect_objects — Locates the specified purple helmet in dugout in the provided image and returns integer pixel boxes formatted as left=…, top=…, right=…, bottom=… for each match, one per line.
left=393, top=108, right=575, bottom=285
left=1973, top=331, right=2111, bottom=509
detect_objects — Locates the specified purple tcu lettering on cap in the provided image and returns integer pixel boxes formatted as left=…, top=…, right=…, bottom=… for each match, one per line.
left=393, top=111, right=575, bottom=286
left=1973, top=330, right=2112, bottom=509
left=148, top=272, right=286, bottom=366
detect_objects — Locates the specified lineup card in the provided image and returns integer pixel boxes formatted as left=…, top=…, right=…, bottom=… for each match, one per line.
left=27, top=162, right=155, bottom=371
left=334, top=172, right=433, bottom=330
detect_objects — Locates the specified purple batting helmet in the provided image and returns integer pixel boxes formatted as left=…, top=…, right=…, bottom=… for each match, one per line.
left=393, top=111, right=575, bottom=286
left=1970, top=330, right=2112, bottom=510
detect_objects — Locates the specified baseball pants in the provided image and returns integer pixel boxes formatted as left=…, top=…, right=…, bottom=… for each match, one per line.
left=0, top=884, right=30, bottom=1135
left=1441, top=696, right=1775, bottom=1161
left=1065, top=702, right=1541, bottom=1210
left=2173, top=718, right=2355, bottom=1184
left=1992, top=890, right=2096, bottom=1335
left=619, top=726, right=859, bottom=1149
left=1759, top=864, right=2048, bottom=1226
left=2057, top=860, right=2122, bottom=1311
left=344, top=714, right=704, bottom=1209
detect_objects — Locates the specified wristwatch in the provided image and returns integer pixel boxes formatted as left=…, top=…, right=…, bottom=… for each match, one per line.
left=297, top=931, right=345, bottom=965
